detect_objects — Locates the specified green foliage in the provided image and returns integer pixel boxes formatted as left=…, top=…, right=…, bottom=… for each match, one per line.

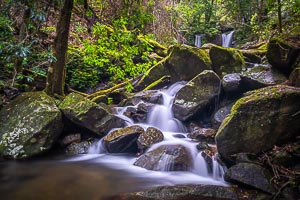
left=67, top=18, right=156, bottom=91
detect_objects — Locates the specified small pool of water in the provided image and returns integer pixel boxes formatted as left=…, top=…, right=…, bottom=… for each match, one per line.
left=0, top=154, right=226, bottom=200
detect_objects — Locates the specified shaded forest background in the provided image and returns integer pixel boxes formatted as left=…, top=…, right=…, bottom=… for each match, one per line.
left=0, top=0, right=299, bottom=93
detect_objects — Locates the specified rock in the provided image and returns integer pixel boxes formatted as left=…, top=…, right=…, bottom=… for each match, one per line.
left=209, top=45, right=245, bottom=78
left=240, top=65, right=287, bottom=90
left=211, top=103, right=234, bottom=128
left=103, top=125, right=144, bottom=153
left=124, top=90, right=162, bottom=106
left=222, top=73, right=241, bottom=92
left=266, top=36, right=300, bottom=74
left=65, top=139, right=94, bottom=154
left=240, top=48, right=266, bottom=63
left=289, top=67, right=300, bottom=87
left=108, top=184, right=239, bottom=200
left=188, top=128, right=216, bottom=142
left=60, top=133, right=81, bottom=146
left=166, top=45, right=212, bottom=83
left=137, top=127, right=164, bottom=152
left=59, top=93, right=125, bottom=136
left=224, top=163, right=275, bottom=194
left=134, top=144, right=192, bottom=171
left=124, top=102, right=153, bottom=123
left=216, top=85, right=300, bottom=161
left=196, top=142, right=210, bottom=151
left=0, top=92, right=63, bottom=159
left=172, top=70, right=221, bottom=121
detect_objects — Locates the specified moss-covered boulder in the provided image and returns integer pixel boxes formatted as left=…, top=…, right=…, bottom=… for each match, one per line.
left=134, top=144, right=192, bottom=171
left=102, top=125, right=144, bottom=153
left=172, top=70, right=221, bottom=121
left=110, top=185, right=239, bottom=200
left=289, top=67, right=300, bottom=87
left=209, top=46, right=245, bottom=77
left=166, top=45, right=212, bottom=82
left=216, top=85, right=300, bottom=161
left=137, top=127, right=164, bottom=152
left=224, top=163, right=275, bottom=194
left=59, top=93, right=125, bottom=136
left=240, top=65, right=287, bottom=90
left=266, top=36, right=300, bottom=74
left=240, top=48, right=266, bottom=63
left=0, top=92, right=63, bottom=159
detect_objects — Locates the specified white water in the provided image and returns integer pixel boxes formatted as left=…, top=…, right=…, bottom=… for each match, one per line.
left=68, top=82, right=226, bottom=186
left=222, top=30, right=234, bottom=47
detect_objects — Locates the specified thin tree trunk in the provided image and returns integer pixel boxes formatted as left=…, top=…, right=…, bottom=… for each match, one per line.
left=277, top=0, right=282, bottom=33
left=45, top=0, right=73, bottom=96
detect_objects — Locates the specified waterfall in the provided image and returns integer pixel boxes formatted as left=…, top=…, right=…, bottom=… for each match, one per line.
left=195, top=34, right=204, bottom=48
left=85, top=82, right=226, bottom=185
left=222, top=30, right=234, bottom=47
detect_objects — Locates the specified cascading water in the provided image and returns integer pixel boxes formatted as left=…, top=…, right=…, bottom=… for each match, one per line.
left=222, top=30, right=234, bottom=47
left=74, top=82, right=226, bottom=186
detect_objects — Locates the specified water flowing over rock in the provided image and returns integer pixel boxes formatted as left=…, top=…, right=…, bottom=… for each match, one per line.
left=216, top=85, right=300, bottom=161
left=172, top=70, right=221, bottom=121
left=224, top=163, right=275, bottom=194
left=59, top=93, right=126, bottom=136
left=137, top=127, right=164, bottom=152
left=0, top=92, right=63, bottom=159
left=266, top=37, right=300, bottom=74
left=209, top=46, right=245, bottom=78
left=134, top=144, right=193, bottom=171
left=103, top=125, right=145, bottom=153
left=108, top=184, right=239, bottom=200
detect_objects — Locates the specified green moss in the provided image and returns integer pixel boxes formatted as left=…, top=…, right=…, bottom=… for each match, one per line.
left=143, top=75, right=171, bottom=91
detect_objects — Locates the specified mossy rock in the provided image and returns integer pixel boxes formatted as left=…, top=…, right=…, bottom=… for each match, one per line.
left=266, top=36, right=300, bottom=74
left=209, top=45, right=245, bottom=77
left=240, top=48, right=266, bottom=63
left=59, top=93, right=125, bottom=136
left=216, top=85, right=300, bottom=162
left=172, top=70, right=221, bottom=121
left=166, top=44, right=212, bottom=82
left=137, top=127, right=164, bottom=151
left=0, top=92, right=63, bottom=159
left=289, top=67, right=300, bottom=87
left=134, top=144, right=193, bottom=171
left=102, top=125, right=144, bottom=153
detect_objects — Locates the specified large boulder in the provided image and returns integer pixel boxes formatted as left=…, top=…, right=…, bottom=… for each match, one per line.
left=172, top=70, right=221, bottom=121
left=166, top=45, right=212, bottom=83
left=137, top=127, right=164, bottom=152
left=102, top=125, right=144, bottom=153
left=59, top=93, right=125, bottom=136
left=216, top=85, right=300, bottom=161
left=209, top=46, right=245, bottom=77
left=109, top=185, right=239, bottom=200
left=134, top=144, right=192, bottom=171
left=0, top=92, right=63, bottom=159
left=266, top=36, right=300, bottom=74
left=224, top=163, right=275, bottom=194
left=240, top=48, right=266, bottom=64
left=289, top=67, right=300, bottom=87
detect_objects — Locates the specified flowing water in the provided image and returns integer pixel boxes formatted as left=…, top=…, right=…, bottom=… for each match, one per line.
left=0, top=82, right=226, bottom=199
left=222, top=30, right=235, bottom=47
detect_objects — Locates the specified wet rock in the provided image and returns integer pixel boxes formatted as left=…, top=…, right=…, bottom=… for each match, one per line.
left=211, top=103, right=234, bottom=128
left=266, top=36, right=300, bottom=74
left=166, top=45, right=212, bottom=83
left=224, top=163, right=275, bottom=194
left=59, top=93, right=126, bottom=136
left=125, top=90, right=162, bottom=106
left=196, top=142, right=210, bottom=151
left=216, top=85, right=300, bottom=162
left=60, top=133, right=81, bottom=147
left=240, top=65, right=287, bottom=90
left=172, top=70, right=221, bottom=121
left=137, top=127, right=164, bottom=152
left=65, top=139, right=94, bottom=154
left=289, top=66, right=300, bottom=87
left=172, top=133, right=186, bottom=138
left=209, top=46, right=245, bottom=78
left=188, top=128, right=216, bottom=142
left=108, top=184, right=239, bottom=200
left=124, top=103, right=153, bottom=123
left=0, top=92, right=63, bottom=159
left=134, top=144, right=193, bottom=171
left=240, top=48, right=266, bottom=63
left=222, top=73, right=241, bottom=92
left=201, top=151, right=213, bottom=173
left=103, top=125, right=144, bottom=153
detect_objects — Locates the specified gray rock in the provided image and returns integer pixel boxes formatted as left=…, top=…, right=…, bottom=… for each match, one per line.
left=211, top=103, right=234, bottom=128
left=134, top=144, right=192, bottom=171
left=137, top=127, right=164, bottom=152
left=224, top=163, right=275, bottom=194
left=0, top=92, right=63, bottom=159
left=65, top=140, right=94, bottom=154
left=172, top=70, right=221, bottom=121
left=222, top=73, right=241, bottom=92
left=60, top=133, right=81, bottom=146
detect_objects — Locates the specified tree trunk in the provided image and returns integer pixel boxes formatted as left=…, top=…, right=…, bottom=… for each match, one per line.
left=277, top=0, right=282, bottom=33
left=45, top=0, right=73, bottom=96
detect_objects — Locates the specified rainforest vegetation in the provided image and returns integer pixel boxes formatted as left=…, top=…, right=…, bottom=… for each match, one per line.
left=0, top=0, right=299, bottom=94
